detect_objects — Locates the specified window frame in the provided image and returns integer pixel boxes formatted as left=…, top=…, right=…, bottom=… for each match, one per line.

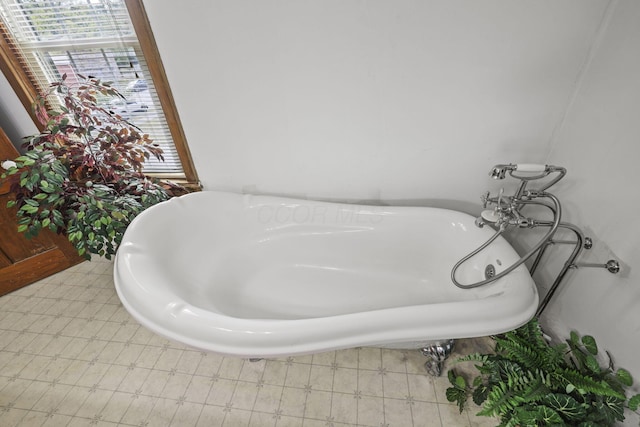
left=0, top=0, right=199, bottom=188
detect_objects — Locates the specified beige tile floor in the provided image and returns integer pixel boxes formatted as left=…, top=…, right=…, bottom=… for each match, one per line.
left=0, top=257, right=497, bottom=427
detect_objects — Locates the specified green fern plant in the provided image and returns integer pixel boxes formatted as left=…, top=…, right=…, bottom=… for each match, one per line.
left=447, top=318, right=640, bottom=426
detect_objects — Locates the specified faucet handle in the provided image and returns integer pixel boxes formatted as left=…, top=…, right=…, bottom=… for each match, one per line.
left=497, top=187, right=505, bottom=208
left=480, top=191, right=490, bottom=208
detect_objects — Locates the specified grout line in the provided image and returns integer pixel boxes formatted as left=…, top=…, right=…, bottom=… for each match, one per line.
left=220, top=359, right=243, bottom=426
left=198, top=349, right=226, bottom=425
left=327, top=350, right=339, bottom=425
left=299, top=353, right=316, bottom=426
left=355, top=347, right=360, bottom=425
left=185, top=351, right=214, bottom=426
left=247, top=359, right=268, bottom=426
left=379, top=348, right=387, bottom=426
left=403, top=350, right=417, bottom=426
left=275, top=358, right=291, bottom=423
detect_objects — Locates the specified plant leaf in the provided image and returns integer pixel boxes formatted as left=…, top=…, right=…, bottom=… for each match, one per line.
left=628, top=393, right=640, bottom=411
left=495, top=334, right=547, bottom=370
left=584, top=355, right=601, bottom=374
left=534, top=405, right=563, bottom=424
left=446, top=387, right=467, bottom=413
left=594, top=396, right=625, bottom=423
left=577, top=421, right=600, bottom=427
left=448, top=369, right=461, bottom=387
left=581, top=336, right=598, bottom=355
left=557, top=369, right=626, bottom=400
left=477, top=382, right=516, bottom=417
left=472, top=383, right=489, bottom=405
left=455, top=375, right=466, bottom=390
left=514, top=406, right=541, bottom=426
left=616, top=368, right=633, bottom=387
left=541, top=393, right=587, bottom=421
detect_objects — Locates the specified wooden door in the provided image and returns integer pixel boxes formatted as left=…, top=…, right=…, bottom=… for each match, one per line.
left=0, top=127, right=83, bottom=295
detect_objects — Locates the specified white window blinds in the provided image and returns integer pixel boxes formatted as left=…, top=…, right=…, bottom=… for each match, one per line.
left=0, top=0, right=184, bottom=176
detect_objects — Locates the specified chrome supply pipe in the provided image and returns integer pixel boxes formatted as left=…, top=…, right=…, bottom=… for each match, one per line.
left=526, top=203, right=559, bottom=275
left=532, top=225, right=620, bottom=315
left=529, top=240, right=553, bottom=276
left=531, top=222, right=585, bottom=316
left=451, top=192, right=562, bottom=289
left=573, top=260, right=620, bottom=274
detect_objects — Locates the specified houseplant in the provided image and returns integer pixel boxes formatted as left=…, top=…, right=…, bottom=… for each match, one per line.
left=1, top=74, right=186, bottom=259
left=447, top=318, right=640, bottom=426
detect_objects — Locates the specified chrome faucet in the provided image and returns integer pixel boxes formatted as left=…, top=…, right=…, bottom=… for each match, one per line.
left=479, top=189, right=535, bottom=229
left=476, top=163, right=567, bottom=230
left=454, top=164, right=567, bottom=290
left=453, top=163, right=620, bottom=316
left=451, top=164, right=620, bottom=316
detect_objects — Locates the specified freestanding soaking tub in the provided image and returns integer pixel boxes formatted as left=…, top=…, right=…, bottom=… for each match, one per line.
left=114, top=191, right=538, bottom=359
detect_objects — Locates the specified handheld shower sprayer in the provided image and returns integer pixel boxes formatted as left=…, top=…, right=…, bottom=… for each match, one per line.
left=489, top=163, right=567, bottom=192
left=490, top=163, right=548, bottom=179
left=489, top=164, right=513, bottom=180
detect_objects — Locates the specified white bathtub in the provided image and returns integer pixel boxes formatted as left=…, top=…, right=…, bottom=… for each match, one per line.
left=114, top=191, right=538, bottom=358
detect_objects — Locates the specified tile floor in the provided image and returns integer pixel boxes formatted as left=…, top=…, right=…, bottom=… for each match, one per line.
left=0, top=257, right=497, bottom=427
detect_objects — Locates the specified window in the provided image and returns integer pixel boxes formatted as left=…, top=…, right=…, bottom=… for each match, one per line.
left=0, top=0, right=198, bottom=186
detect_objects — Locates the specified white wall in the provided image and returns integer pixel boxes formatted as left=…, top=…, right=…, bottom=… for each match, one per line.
left=143, top=0, right=608, bottom=205
left=537, top=0, right=640, bottom=407
left=0, top=71, right=37, bottom=148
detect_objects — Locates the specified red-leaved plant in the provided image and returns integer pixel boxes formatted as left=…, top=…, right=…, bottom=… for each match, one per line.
left=1, top=74, right=186, bottom=259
